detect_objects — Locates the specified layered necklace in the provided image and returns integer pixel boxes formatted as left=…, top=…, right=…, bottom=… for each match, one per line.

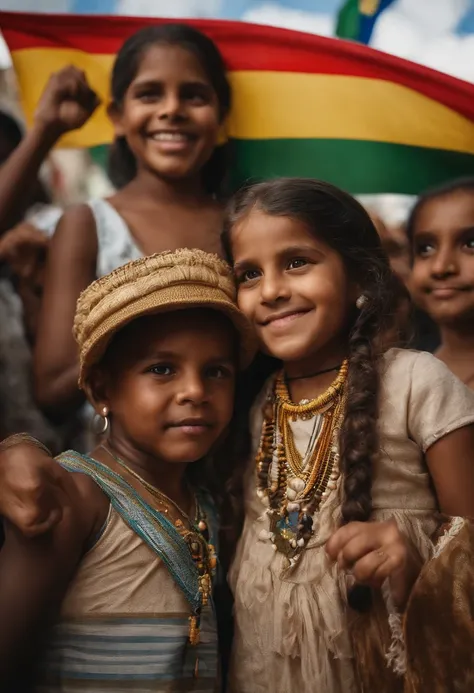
left=256, top=361, right=348, bottom=568
left=99, top=444, right=216, bottom=646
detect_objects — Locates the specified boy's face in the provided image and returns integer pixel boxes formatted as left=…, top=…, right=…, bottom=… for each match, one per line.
left=410, top=190, right=474, bottom=326
left=95, top=309, right=237, bottom=465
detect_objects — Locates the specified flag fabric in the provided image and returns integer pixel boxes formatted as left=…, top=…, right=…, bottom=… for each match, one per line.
left=336, top=0, right=397, bottom=45
left=2, top=11, right=474, bottom=195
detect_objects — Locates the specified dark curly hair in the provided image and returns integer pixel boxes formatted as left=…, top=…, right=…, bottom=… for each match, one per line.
left=108, top=23, right=231, bottom=195
left=222, top=179, right=402, bottom=584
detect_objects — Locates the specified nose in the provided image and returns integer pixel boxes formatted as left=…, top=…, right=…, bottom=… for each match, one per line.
left=176, top=371, right=207, bottom=405
left=260, top=271, right=291, bottom=305
left=158, top=90, right=184, bottom=120
left=430, top=245, right=458, bottom=278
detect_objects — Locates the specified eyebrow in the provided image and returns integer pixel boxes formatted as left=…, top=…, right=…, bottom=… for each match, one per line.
left=141, top=351, right=235, bottom=365
left=233, top=244, right=324, bottom=271
left=414, top=225, right=474, bottom=238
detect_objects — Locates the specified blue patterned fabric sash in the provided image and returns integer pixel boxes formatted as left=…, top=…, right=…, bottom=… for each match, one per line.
left=56, top=451, right=218, bottom=614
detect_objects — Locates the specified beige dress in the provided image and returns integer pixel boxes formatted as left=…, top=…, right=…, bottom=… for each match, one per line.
left=228, top=349, right=474, bottom=693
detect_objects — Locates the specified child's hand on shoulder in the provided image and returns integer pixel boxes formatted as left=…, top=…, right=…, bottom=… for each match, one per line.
left=0, top=442, right=76, bottom=538
left=34, top=65, right=100, bottom=141
left=326, top=519, right=422, bottom=609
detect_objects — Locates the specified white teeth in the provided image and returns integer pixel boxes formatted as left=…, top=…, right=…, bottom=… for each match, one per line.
left=151, top=132, right=188, bottom=141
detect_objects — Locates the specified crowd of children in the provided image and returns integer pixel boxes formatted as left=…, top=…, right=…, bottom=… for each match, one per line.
left=0, top=19, right=473, bottom=693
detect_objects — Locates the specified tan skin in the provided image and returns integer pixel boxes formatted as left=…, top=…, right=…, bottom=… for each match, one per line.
left=0, top=65, right=98, bottom=234
left=231, top=209, right=474, bottom=607
left=410, top=189, right=474, bottom=388
left=0, top=309, right=236, bottom=685
left=34, top=44, right=225, bottom=418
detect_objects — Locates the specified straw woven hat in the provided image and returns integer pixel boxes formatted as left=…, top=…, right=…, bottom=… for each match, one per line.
left=74, top=248, right=257, bottom=388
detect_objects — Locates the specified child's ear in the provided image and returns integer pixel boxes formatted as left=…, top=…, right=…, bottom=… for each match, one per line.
left=107, top=100, right=126, bottom=138
left=84, top=367, right=111, bottom=416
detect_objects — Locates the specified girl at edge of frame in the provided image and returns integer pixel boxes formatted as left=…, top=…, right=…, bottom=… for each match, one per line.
left=406, top=177, right=474, bottom=388
left=34, top=23, right=231, bottom=423
left=0, top=248, right=255, bottom=691
left=221, top=177, right=474, bottom=693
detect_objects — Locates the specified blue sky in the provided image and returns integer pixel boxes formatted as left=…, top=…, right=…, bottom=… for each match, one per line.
left=1, top=0, right=474, bottom=81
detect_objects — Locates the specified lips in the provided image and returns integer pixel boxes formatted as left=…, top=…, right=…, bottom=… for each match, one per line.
left=167, top=418, right=212, bottom=435
left=429, top=286, right=471, bottom=299
left=146, top=130, right=196, bottom=154
left=260, top=310, right=309, bottom=329
left=149, top=131, right=194, bottom=142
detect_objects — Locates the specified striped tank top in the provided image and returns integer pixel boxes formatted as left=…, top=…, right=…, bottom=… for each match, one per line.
left=35, top=452, right=219, bottom=692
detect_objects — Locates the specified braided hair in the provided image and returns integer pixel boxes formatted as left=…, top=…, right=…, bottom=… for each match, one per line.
left=222, top=178, right=402, bottom=536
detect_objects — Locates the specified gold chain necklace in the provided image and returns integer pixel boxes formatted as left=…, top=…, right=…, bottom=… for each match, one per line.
left=99, top=444, right=200, bottom=528
left=276, top=360, right=348, bottom=483
left=256, top=361, right=348, bottom=568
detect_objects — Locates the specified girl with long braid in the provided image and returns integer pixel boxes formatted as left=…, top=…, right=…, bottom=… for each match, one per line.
left=222, top=178, right=474, bottom=692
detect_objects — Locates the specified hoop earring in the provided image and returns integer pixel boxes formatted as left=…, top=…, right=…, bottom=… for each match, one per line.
left=92, top=408, right=109, bottom=436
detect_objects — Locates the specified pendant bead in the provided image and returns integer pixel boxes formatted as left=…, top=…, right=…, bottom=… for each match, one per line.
left=289, top=477, right=305, bottom=493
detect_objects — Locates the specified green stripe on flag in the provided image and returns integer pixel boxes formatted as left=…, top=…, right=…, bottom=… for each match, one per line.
left=229, top=139, right=474, bottom=195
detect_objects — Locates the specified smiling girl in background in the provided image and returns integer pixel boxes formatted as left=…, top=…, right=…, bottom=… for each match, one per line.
left=407, top=178, right=474, bottom=388
left=34, top=24, right=231, bottom=422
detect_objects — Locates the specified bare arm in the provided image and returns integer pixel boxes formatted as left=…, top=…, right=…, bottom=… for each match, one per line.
left=0, top=498, right=86, bottom=686
left=426, top=424, right=474, bottom=517
left=34, top=205, right=97, bottom=419
left=0, top=66, right=98, bottom=234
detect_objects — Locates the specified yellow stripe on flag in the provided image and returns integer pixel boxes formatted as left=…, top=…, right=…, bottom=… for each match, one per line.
left=11, top=46, right=474, bottom=155
left=230, top=71, right=474, bottom=153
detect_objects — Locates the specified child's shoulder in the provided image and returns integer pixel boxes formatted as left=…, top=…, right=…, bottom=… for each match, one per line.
left=54, top=451, right=110, bottom=540
left=381, top=347, right=464, bottom=389
left=382, top=348, right=474, bottom=451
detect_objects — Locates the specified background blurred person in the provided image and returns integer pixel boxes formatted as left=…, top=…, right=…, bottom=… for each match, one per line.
left=0, top=67, right=97, bottom=450
left=407, top=178, right=474, bottom=388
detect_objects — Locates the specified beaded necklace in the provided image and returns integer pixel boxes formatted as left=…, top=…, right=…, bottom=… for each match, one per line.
left=256, top=361, right=348, bottom=568
left=99, top=444, right=216, bottom=645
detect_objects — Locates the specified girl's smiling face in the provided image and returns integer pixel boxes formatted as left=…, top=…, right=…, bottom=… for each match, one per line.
left=410, top=189, right=474, bottom=326
left=89, top=309, right=236, bottom=466
left=231, top=209, right=358, bottom=376
left=111, top=43, right=222, bottom=182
